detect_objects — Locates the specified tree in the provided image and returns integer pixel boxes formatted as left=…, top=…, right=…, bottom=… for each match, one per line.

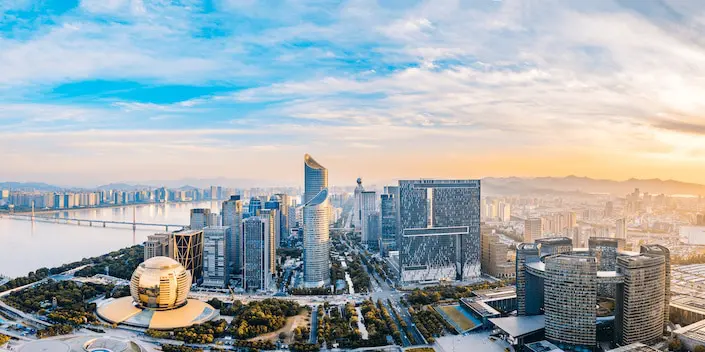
left=694, top=345, right=705, bottom=352
left=669, top=338, right=682, bottom=352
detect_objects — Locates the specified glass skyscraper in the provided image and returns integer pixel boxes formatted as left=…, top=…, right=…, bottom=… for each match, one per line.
left=303, top=154, right=330, bottom=288
left=222, top=195, right=244, bottom=275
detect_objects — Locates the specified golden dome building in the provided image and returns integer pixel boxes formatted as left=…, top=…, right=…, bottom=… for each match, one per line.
left=96, top=256, right=218, bottom=330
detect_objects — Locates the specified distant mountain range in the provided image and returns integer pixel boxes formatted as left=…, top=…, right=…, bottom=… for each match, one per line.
left=482, top=176, right=705, bottom=196
left=2, top=176, right=704, bottom=196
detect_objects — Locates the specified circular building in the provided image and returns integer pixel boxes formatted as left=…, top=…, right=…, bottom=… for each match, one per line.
left=19, top=335, right=146, bottom=352
left=97, top=256, right=218, bottom=330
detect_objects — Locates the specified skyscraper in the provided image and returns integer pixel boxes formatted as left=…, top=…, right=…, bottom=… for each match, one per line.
left=365, top=212, right=381, bottom=251
left=172, top=229, right=204, bottom=280
left=360, top=190, right=378, bottom=248
left=260, top=209, right=278, bottom=274
left=275, top=193, right=291, bottom=245
left=398, top=179, right=481, bottom=280
left=615, top=254, right=666, bottom=346
left=264, top=198, right=282, bottom=249
left=303, top=154, right=330, bottom=288
left=190, top=208, right=211, bottom=230
left=242, top=216, right=271, bottom=291
left=544, top=254, right=597, bottom=350
left=248, top=197, right=262, bottom=216
left=202, top=226, right=231, bottom=288
left=380, top=193, right=397, bottom=255
left=353, top=178, right=365, bottom=231
left=222, top=195, right=244, bottom=276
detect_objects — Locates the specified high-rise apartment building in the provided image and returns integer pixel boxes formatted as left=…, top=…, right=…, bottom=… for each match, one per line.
left=190, top=208, right=211, bottom=230
left=616, top=218, right=627, bottom=240
left=202, top=226, right=231, bottom=288
left=222, top=195, right=244, bottom=275
left=524, top=218, right=543, bottom=242
left=640, top=244, right=671, bottom=331
left=303, top=154, right=330, bottom=288
left=398, top=179, right=481, bottom=281
left=172, top=229, right=204, bottom=280
left=242, top=216, right=271, bottom=291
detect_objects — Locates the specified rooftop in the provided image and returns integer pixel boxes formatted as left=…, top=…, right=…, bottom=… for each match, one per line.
left=674, top=319, right=705, bottom=343
left=488, top=315, right=545, bottom=338
left=525, top=340, right=564, bottom=352
left=606, top=343, right=660, bottom=352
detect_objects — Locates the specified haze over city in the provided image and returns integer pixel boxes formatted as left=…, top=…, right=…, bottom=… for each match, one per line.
left=3, top=0, right=705, bottom=185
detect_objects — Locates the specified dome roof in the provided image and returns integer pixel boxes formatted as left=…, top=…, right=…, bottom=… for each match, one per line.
left=129, top=256, right=191, bottom=311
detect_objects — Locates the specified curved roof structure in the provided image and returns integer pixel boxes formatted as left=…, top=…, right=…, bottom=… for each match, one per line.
left=304, top=153, right=325, bottom=170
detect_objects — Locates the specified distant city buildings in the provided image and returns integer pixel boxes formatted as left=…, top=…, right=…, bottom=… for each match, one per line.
left=524, top=218, right=543, bottom=243
left=360, top=190, right=378, bottom=249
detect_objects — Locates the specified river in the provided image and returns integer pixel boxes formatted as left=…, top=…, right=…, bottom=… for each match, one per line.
left=0, top=201, right=221, bottom=278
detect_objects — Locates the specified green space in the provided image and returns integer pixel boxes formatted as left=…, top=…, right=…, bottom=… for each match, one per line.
left=436, top=305, right=476, bottom=331
left=0, top=245, right=143, bottom=292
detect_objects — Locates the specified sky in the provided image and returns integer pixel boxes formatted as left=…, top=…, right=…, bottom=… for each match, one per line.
left=2, top=0, right=705, bottom=187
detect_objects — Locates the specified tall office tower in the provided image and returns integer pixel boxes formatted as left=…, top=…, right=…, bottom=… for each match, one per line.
left=616, top=218, right=627, bottom=239
left=365, top=212, right=381, bottom=251
left=535, top=237, right=573, bottom=258
left=640, top=244, right=670, bottom=331
left=288, top=205, right=297, bottom=230
left=516, top=243, right=541, bottom=316
left=303, top=154, right=330, bottom=288
left=248, top=197, right=262, bottom=216
left=190, top=208, right=211, bottom=230
left=260, top=209, right=278, bottom=274
left=144, top=233, right=171, bottom=260
left=202, top=226, right=231, bottom=288
left=400, top=227, right=468, bottom=283
left=605, top=201, right=614, bottom=218
left=524, top=218, right=543, bottom=242
left=481, top=232, right=515, bottom=279
left=615, top=254, right=666, bottom=346
left=242, top=217, right=271, bottom=291
left=275, top=194, right=291, bottom=245
left=264, top=198, right=283, bottom=248
left=360, top=190, right=378, bottom=247
left=544, top=255, right=597, bottom=351
left=172, top=229, right=204, bottom=280
left=222, top=195, right=244, bottom=275
left=398, top=179, right=481, bottom=280
left=589, top=237, right=621, bottom=297
left=380, top=193, right=398, bottom=255
left=353, top=178, right=365, bottom=232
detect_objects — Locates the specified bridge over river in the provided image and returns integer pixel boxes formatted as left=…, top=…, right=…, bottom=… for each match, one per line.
left=0, top=213, right=186, bottom=232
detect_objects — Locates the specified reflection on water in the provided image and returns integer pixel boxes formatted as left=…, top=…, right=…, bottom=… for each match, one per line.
left=0, top=201, right=219, bottom=278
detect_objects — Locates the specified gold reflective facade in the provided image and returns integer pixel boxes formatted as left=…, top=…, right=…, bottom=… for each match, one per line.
left=129, top=256, right=191, bottom=311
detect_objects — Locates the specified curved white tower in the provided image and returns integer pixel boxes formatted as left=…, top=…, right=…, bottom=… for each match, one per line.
left=303, top=154, right=331, bottom=288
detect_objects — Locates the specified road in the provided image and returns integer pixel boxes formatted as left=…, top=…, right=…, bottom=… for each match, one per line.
left=310, top=305, right=319, bottom=344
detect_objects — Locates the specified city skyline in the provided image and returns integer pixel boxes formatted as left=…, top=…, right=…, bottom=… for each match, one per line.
left=3, top=0, right=705, bottom=185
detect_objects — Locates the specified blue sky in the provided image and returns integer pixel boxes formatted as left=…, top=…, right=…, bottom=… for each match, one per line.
left=2, top=0, right=705, bottom=186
